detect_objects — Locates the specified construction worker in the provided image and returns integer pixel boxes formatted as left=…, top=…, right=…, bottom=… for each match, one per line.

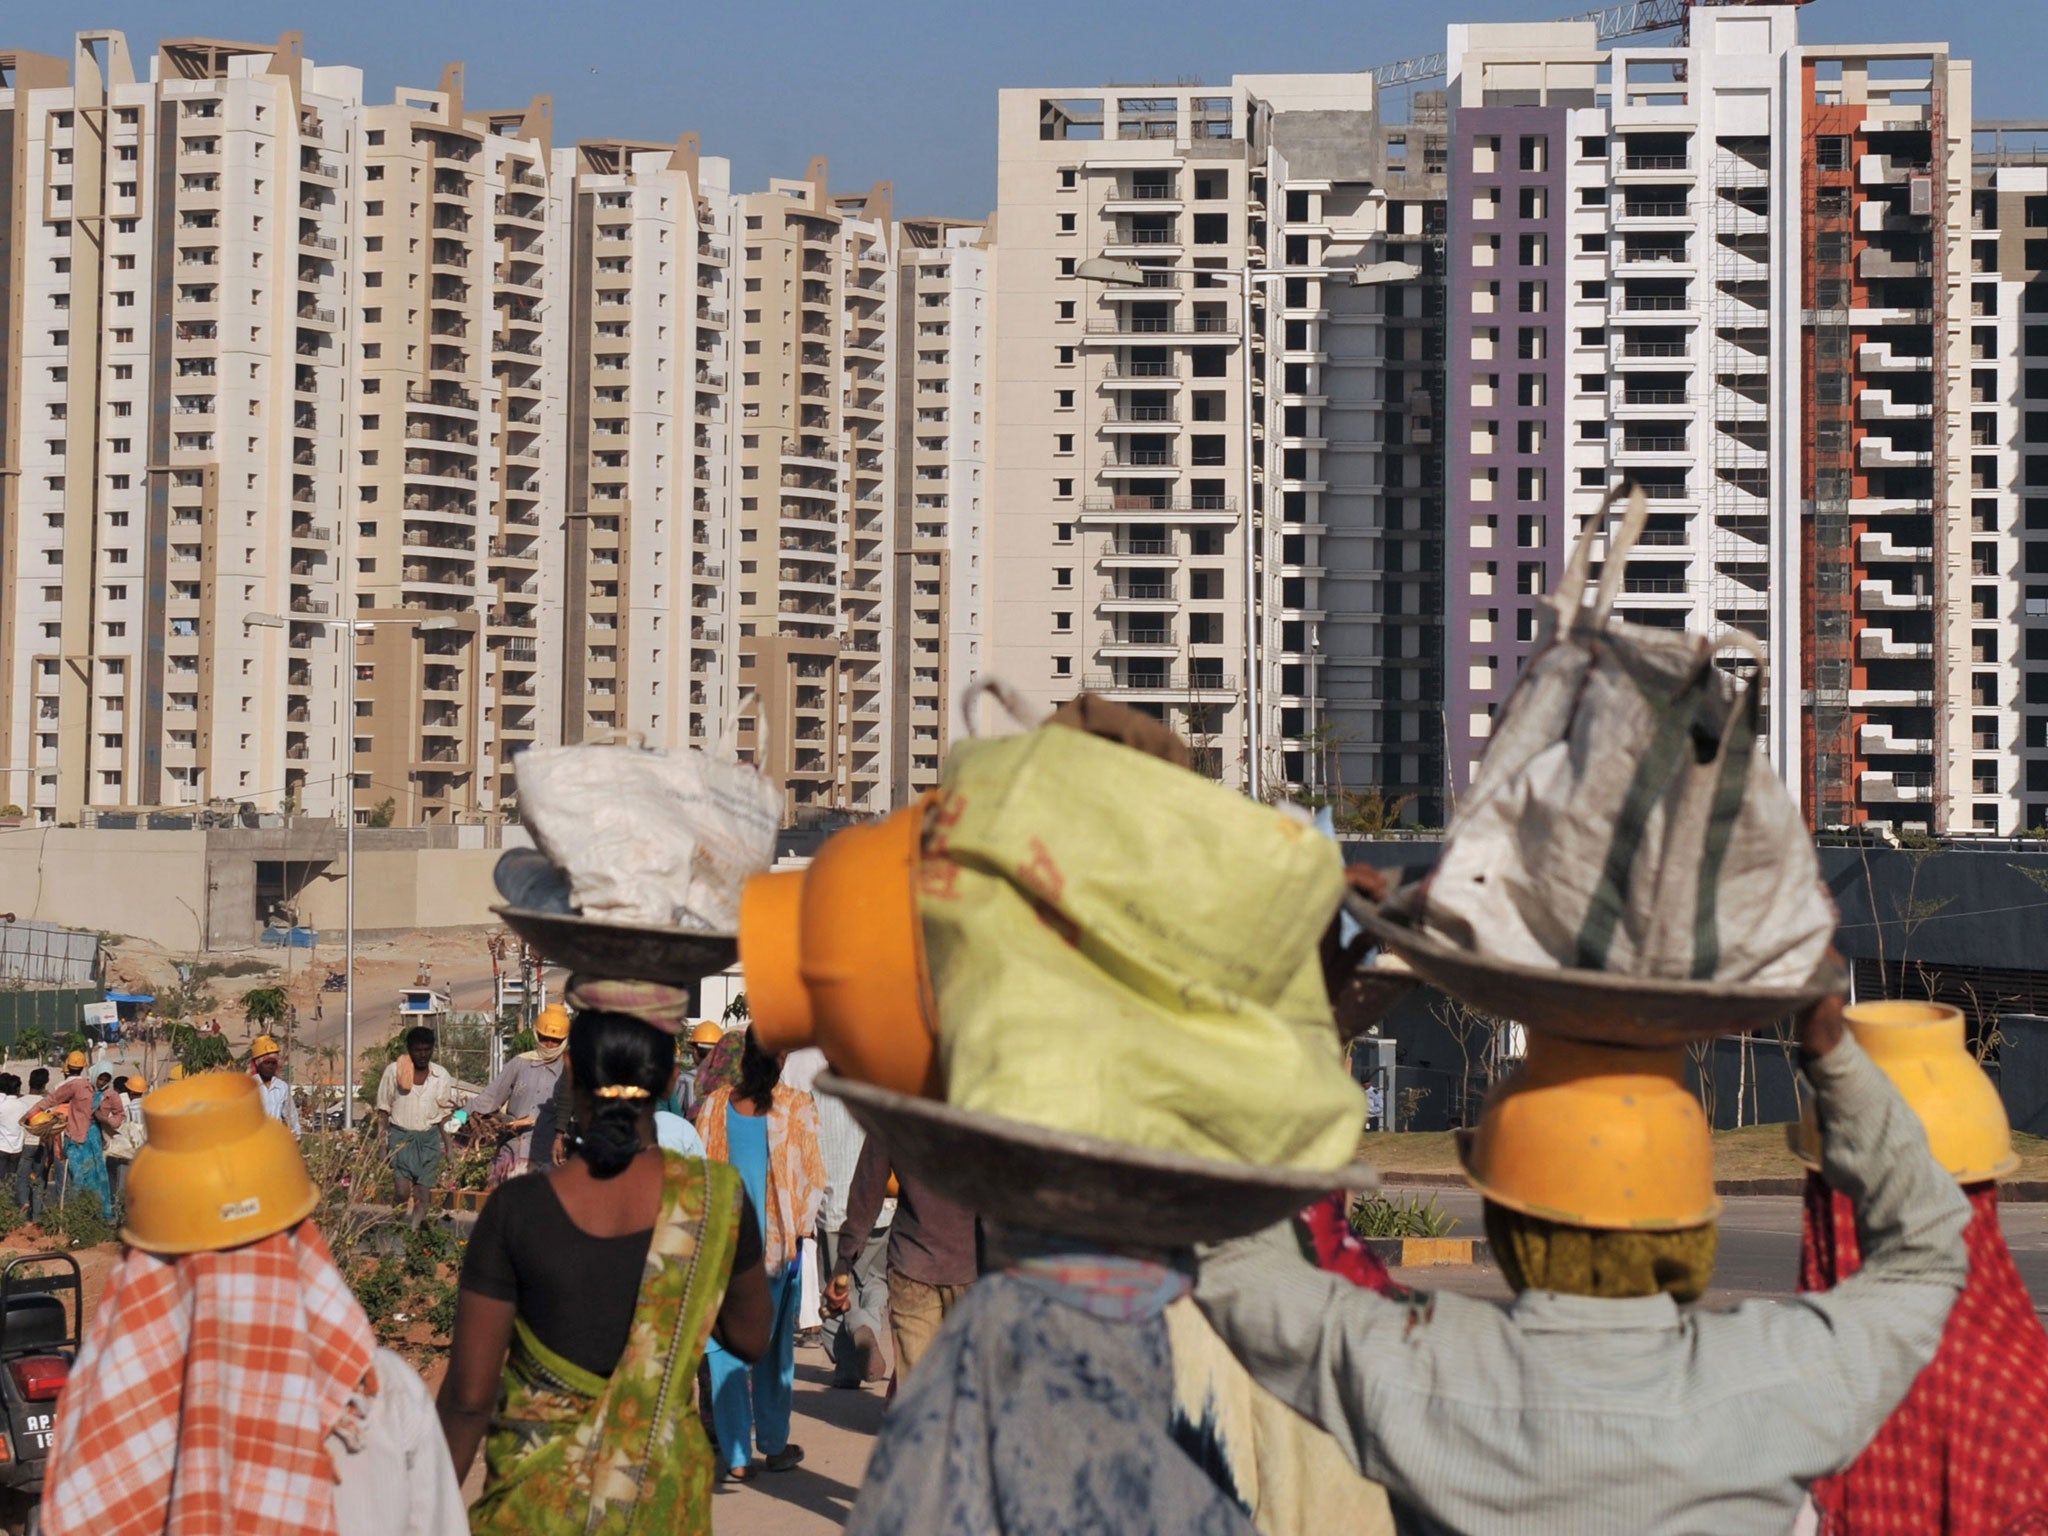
left=465, top=1004, right=571, bottom=1186
left=32, top=1051, right=113, bottom=1220
left=1194, top=996, right=1973, bottom=1536
left=682, top=1020, right=725, bottom=1120
left=374, top=1027, right=462, bottom=1228
left=250, top=1034, right=300, bottom=1136
left=1793, top=1000, right=2048, bottom=1534
left=42, top=1072, right=467, bottom=1536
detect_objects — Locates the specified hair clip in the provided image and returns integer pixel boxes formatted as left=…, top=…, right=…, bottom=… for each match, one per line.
left=594, top=1084, right=653, bottom=1100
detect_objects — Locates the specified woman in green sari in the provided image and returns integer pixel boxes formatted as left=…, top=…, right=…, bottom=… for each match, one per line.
left=438, top=1010, right=772, bottom=1534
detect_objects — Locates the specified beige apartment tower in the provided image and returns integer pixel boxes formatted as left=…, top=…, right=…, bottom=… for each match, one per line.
left=732, top=162, right=899, bottom=818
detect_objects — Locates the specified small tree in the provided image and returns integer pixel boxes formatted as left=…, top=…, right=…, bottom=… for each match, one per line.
left=365, top=798, right=398, bottom=829
left=243, top=987, right=292, bottom=1034
left=168, top=1022, right=235, bottom=1074
left=12, top=1026, right=50, bottom=1063
left=1429, top=995, right=1503, bottom=1128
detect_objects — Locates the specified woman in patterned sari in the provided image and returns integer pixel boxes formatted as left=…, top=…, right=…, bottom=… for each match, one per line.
left=437, top=1010, right=772, bottom=1535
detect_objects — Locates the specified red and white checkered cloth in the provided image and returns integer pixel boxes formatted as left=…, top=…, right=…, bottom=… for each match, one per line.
left=42, top=1222, right=377, bottom=1536
left=1800, top=1173, right=2048, bottom=1536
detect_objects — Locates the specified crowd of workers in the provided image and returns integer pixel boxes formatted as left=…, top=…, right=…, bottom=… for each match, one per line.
left=6, top=923, right=2038, bottom=1533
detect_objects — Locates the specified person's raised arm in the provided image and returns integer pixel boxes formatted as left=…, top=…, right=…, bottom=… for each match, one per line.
left=1720, top=995, right=1970, bottom=1470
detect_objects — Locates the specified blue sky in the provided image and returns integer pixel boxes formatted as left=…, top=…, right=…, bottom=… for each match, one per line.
left=20, top=1, right=2048, bottom=215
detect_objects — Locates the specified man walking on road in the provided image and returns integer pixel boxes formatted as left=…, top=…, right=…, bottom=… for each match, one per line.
left=374, top=1027, right=461, bottom=1228
left=827, top=1129, right=978, bottom=1381
left=250, top=1035, right=300, bottom=1136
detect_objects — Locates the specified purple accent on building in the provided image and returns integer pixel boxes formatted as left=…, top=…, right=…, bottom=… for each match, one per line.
left=1444, top=105, right=1570, bottom=795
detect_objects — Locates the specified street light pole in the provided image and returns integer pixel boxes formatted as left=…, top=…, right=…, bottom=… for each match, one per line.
left=245, top=610, right=456, bottom=1129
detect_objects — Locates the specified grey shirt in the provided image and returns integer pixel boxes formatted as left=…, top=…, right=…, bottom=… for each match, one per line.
left=1194, top=1036, right=1970, bottom=1536
left=465, top=1053, right=563, bottom=1162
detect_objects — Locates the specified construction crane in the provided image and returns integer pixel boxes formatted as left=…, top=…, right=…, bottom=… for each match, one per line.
left=1369, top=0, right=1815, bottom=90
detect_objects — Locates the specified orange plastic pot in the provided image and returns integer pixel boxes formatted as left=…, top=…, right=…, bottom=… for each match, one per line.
left=1459, top=1034, right=1720, bottom=1231
left=740, top=797, right=940, bottom=1098
left=1790, top=999, right=2017, bottom=1183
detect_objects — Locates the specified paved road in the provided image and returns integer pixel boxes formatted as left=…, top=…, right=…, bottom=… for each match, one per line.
left=1388, top=1184, right=2048, bottom=1309
left=715, top=1347, right=889, bottom=1536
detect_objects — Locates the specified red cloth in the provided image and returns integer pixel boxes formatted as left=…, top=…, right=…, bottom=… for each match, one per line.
left=1799, top=1171, right=2048, bottom=1536
left=1300, top=1192, right=1408, bottom=1297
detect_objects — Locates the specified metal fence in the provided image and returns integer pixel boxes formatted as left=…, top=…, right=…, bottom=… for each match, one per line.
left=0, top=921, right=101, bottom=988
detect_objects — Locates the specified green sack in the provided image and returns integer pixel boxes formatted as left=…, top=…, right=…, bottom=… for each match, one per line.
left=921, top=726, right=1366, bottom=1170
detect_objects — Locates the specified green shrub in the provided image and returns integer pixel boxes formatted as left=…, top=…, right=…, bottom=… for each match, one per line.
left=0, top=1200, right=24, bottom=1242
left=1349, top=1192, right=1458, bottom=1240
left=47, top=1194, right=117, bottom=1250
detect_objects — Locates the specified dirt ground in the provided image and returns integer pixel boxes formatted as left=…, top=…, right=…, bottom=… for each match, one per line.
left=102, top=923, right=563, bottom=1092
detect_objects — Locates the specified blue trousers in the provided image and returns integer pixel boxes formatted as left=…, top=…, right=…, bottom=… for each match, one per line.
left=707, top=1263, right=800, bottom=1470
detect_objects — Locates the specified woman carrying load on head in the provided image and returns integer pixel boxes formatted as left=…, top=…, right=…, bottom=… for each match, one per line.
left=438, top=1010, right=772, bottom=1535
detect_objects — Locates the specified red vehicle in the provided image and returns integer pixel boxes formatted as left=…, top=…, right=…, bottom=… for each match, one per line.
left=0, top=1254, right=81, bottom=1535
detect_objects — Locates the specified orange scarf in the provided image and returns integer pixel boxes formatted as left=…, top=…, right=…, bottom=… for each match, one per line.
left=693, top=1084, right=826, bottom=1275
left=44, top=1223, right=377, bottom=1536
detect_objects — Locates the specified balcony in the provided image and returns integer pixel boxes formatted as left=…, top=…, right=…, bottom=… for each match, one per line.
left=1079, top=494, right=1236, bottom=520
left=1857, top=579, right=1933, bottom=613
left=1085, top=316, right=1237, bottom=338
left=1857, top=631, right=1934, bottom=662
left=1858, top=341, right=1933, bottom=374
left=1082, top=670, right=1237, bottom=701
left=1859, top=770, right=1934, bottom=804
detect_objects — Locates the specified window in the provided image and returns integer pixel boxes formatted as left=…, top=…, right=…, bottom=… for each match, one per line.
left=1053, top=567, right=1073, bottom=589
left=1058, top=212, right=1076, bottom=233
left=1056, top=300, right=1075, bottom=321
left=1059, top=168, right=1077, bottom=190
left=1055, top=389, right=1074, bottom=409
left=1518, top=135, right=1548, bottom=173
left=1053, top=612, right=1073, bottom=632
left=1816, top=137, right=1849, bottom=172
left=1055, top=433, right=1074, bottom=454
left=1053, top=657, right=1073, bottom=677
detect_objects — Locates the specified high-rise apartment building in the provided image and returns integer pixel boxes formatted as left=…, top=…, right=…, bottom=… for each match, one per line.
left=351, top=72, right=571, bottom=825
left=990, top=78, right=1408, bottom=799
left=1, top=32, right=367, bottom=824
left=1969, top=141, right=2048, bottom=834
left=731, top=164, right=899, bottom=818
left=892, top=217, right=991, bottom=798
left=556, top=135, right=739, bottom=765
left=1440, top=11, right=1987, bottom=835
left=0, top=30, right=768, bottom=828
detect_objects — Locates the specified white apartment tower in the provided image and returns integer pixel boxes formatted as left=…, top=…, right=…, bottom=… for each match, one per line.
left=893, top=217, right=991, bottom=798
left=991, top=79, right=1398, bottom=796
left=1439, top=11, right=1982, bottom=835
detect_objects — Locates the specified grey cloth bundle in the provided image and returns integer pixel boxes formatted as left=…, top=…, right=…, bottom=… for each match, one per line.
left=1401, top=484, right=1834, bottom=987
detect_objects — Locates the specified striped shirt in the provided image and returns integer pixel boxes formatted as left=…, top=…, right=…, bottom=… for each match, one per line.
left=1195, top=1037, right=1971, bottom=1536
left=813, top=1088, right=889, bottom=1234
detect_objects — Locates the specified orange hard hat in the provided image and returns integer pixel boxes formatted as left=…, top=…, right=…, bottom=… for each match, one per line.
left=534, top=1005, right=571, bottom=1041
left=741, top=796, right=939, bottom=1098
left=1459, top=1035, right=1719, bottom=1231
left=123, top=1072, right=318, bottom=1255
left=689, top=1020, right=725, bottom=1047
left=1790, top=999, right=2017, bottom=1183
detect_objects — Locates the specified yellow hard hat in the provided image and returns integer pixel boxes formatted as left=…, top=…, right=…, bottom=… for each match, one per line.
left=535, top=1004, right=571, bottom=1041
left=251, top=1035, right=282, bottom=1059
left=689, top=1020, right=725, bottom=1047
left=126, top=1075, right=147, bottom=1094
left=1789, top=999, right=2017, bottom=1183
left=122, top=1072, right=318, bottom=1256
left=1459, top=1035, right=1720, bottom=1231
left=65, top=1051, right=88, bottom=1070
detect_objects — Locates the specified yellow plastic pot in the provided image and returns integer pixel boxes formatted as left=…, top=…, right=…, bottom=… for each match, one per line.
left=122, top=1072, right=319, bottom=1256
left=740, top=797, right=939, bottom=1098
left=1790, top=999, right=2017, bottom=1183
left=1459, top=1034, right=1720, bottom=1231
